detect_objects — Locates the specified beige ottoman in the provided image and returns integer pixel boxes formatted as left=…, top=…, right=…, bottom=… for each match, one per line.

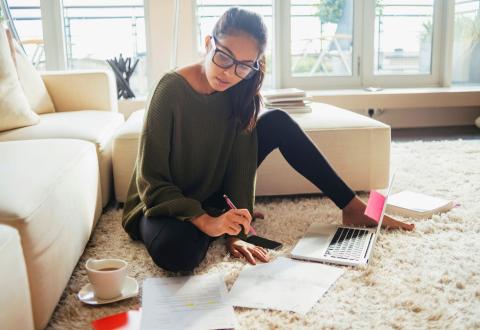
left=112, top=103, right=390, bottom=203
left=0, top=225, right=34, bottom=330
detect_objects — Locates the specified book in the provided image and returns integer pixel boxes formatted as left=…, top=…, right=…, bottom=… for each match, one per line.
left=262, top=88, right=312, bottom=114
left=261, top=88, right=306, bottom=101
left=386, top=191, right=456, bottom=219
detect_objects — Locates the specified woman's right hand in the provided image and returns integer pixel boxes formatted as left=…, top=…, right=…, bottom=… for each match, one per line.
left=190, top=209, right=252, bottom=237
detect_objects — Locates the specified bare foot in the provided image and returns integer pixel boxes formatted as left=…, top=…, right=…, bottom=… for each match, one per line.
left=342, top=196, right=415, bottom=231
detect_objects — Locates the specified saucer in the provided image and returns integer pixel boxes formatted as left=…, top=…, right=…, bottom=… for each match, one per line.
left=78, top=276, right=139, bottom=305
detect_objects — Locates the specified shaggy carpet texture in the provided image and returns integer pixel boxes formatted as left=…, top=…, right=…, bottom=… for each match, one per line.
left=47, top=140, right=480, bottom=329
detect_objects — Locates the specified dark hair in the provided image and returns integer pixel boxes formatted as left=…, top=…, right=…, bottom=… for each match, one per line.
left=212, top=7, right=267, bottom=132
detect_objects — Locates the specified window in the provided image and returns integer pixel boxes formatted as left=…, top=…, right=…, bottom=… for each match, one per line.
left=5, top=0, right=480, bottom=93
left=62, top=0, right=147, bottom=96
left=451, top=0, right=480, bottom=85
left=290, top=0, right=354, bottom=77
left=5, top=0, right=147, bottom=97
left=374, top=1, right=435, bottom=75
left=283, top=0, right=445, bottom=89
left=5, top=0, right=45, bottom=70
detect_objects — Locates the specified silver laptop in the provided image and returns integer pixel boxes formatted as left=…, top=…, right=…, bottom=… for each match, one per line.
left=290, top=176, right=394, bottom=267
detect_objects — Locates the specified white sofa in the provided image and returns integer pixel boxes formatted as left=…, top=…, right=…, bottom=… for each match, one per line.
left=0, top=225, right=34, bottom=330
left=0, top=25, right=123, bottom=329
left=113, top=103, right=391, bottom=203
left=0, top=140, right=102, bottom=329
left=0, top=71, right=124, bottom=207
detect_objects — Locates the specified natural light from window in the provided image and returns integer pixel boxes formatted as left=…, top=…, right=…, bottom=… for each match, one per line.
left=62, top=0, right=147, bottom=96
left=6, top=0, right=45, bottom=70
left=290, top=0, right=354, bottom=77
left=452, top=0, right=480, bottom=85
left=374, top=0, right=434, bottom=75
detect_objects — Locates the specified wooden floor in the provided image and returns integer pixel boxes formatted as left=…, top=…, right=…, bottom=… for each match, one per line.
left=392, top=125, right=480, bottom=142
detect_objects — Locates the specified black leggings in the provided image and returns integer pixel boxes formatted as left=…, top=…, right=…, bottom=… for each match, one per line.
left=139, top=109, right=355, bottom=272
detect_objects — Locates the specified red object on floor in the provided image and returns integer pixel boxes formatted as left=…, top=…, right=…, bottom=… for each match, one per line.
left=91, top=309, right=141, bottom=330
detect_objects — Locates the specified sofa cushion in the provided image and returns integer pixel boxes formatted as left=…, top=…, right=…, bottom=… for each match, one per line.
left=0, top=139, right=101, bottom=329
left=0, top=225, right=34, bottom=330
left=0, top=110, right=124, bottom=150
left=0, top=25, right=39, bottom=132
left=0, top=110, right=124, bottom=206
left=7, top=30, right=55, bottom=114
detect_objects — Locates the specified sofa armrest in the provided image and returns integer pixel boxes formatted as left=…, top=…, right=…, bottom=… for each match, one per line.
left=41, top=70, right=118, bottom=113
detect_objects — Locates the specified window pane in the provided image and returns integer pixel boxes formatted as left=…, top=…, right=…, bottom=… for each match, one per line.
left=5, top=0, right=45, bottom=70
left=62, top=0, right=147, bottom=96
left=290, top=0, right=354, bottom=77
left=196, top=1, right=273, bottom=87
left=374, top=0, right=434, bottom=75
left=452, top=0, right=480, bottom=85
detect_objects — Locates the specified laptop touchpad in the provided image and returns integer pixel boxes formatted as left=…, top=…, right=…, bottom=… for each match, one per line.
left=291, top=224, right=336, bottom=257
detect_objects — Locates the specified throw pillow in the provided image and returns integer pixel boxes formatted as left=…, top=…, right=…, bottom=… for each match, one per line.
left=0, top=24, right=40, bottom=132
left=6, top=29, right=55, bottom=114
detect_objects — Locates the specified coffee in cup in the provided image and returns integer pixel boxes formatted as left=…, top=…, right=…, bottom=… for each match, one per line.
left=85, top=258, right=128, bottom=300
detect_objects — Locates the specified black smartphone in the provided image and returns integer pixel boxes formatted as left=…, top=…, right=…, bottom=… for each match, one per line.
left=246, top=235, right=283, bottom=250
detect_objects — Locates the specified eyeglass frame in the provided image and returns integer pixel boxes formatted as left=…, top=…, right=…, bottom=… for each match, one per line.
left=210, top=36, right=260, bottom=80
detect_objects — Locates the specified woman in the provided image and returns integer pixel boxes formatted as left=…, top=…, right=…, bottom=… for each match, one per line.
left=122, top=7, right=414, bottom=272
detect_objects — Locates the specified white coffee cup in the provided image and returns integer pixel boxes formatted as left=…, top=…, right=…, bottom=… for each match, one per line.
left=85, top=258, right=128, bottom=300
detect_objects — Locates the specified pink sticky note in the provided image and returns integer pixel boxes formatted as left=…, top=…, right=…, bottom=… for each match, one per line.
left=364, top=191, right=386, bottom=222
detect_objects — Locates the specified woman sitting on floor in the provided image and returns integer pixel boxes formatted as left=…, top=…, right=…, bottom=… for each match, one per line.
left=122, top=7, right=414, bottom=272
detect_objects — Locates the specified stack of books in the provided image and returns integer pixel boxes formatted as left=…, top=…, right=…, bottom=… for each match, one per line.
left=261, top=88, right=312, bottom=114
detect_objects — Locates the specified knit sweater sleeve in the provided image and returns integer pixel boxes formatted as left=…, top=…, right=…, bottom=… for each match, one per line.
left=135, top=77, right=205, bottom=221
left=223, top=127, right=258, bottom=240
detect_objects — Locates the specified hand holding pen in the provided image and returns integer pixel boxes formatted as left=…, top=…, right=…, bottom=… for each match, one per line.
left=223, top=194, right=257, bottom=236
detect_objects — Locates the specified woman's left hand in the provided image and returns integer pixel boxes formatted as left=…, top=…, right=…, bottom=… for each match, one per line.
left=226, top=237, right=270, bottom=265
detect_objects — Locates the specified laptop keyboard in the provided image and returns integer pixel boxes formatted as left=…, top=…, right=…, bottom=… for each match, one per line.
left=324, top=227, right=371, bottom=261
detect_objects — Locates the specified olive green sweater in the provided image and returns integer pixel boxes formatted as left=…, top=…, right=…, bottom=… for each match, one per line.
left=122, top=72, right=258, bottom=240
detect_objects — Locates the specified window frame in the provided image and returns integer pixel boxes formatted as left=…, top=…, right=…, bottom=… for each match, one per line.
left=361, top=0, right=445, bottom=88
left=279, top=0, right=363, bottom=89
left=9, top=0, right=468, bottom=91
left=278, top=0, right=451, bottom=90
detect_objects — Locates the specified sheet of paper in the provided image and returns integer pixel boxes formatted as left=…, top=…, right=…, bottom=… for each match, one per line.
left=227, top=257, right=344, bottom=315
left=140, top=274, right=238, bottom=330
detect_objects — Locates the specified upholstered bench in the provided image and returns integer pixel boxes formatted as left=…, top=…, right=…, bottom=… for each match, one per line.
left=113, top=103, right=390, bottom=203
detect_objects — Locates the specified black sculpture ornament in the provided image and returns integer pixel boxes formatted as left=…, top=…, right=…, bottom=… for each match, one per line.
left=106, top=54, right=139, bottom=99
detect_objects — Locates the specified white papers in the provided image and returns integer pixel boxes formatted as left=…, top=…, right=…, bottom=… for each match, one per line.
left=140, top=274, right=238, bottom=330
left=227, top=257, right=344, bottom=314
left=386, top=190, right=455, bottom=218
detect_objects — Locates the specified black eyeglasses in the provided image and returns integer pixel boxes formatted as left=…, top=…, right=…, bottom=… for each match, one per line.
left=210, top=36, right=259, bottom=80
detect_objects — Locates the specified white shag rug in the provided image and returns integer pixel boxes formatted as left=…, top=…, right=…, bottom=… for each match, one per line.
left=47, top=140, right=480, bottom=329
